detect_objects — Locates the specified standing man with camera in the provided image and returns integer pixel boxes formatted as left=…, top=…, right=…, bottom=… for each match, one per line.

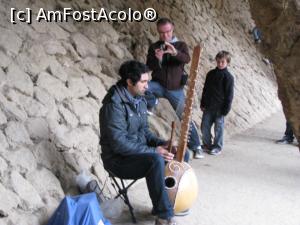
left=145, top=17, right=204, bottom=159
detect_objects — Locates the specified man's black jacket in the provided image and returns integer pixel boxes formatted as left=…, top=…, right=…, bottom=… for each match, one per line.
left=99, top=84, right=166, bottom=166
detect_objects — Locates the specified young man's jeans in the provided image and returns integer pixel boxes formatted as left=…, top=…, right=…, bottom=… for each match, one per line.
left=145, top=81, right=201, bottom=151
left=104, top=153, right=173, bottom=220
left=201, top=109, right=224, bottom=150
left=284, top=121, right=294, bottom=141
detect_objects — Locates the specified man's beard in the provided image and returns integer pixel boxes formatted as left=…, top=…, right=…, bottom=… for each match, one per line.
left=138, top=91, right=145, bottom=96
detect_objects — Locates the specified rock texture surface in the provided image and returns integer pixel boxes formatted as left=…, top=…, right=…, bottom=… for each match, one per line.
left=249, top=0, right=300, bottom=143
left=0, top=0, right=288, bottom=224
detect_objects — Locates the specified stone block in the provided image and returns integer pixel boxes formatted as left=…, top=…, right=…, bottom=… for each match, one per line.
left=61, top=42, right=81, bottom=62
left=79, top=57, right=102, bottom=77
left=83, top=75, right=107, bottom=101
left=25, top=117, right=49, bottom=141
left=33, top=141, right=62, bottom=171
left=47, top=23, right=70, bottom=40
left=6, top=89, right=48, bottom=118
left=44, top=40, right=67, bottom=55
left=16, top=44, right=51, bottom=76
left=55, top=126, right=98, bottom=152
left=67, top=76, right=89, bottom=98
left=4, top=121, right=33, bottom=148
left=0, top=108, right=7, bottom=125
left=58, top=104, right=79, bottom=128
left=0, top=156, right=8, bottom=179
left=7, top=64, right=33, bottom=96
left=4, top=147, right=37, bottom=175
left=82, top=22, right=119, bottom=44
left=107, top=43, right=125, bottom=59
left=34, top=86, right=56, bottom=107
left=67, top=98, right=98, bottom=125
left=0, top=183, right=20, bottom=215
left=0, top=93, right=27, bottom=122
left=27, top=167, right=64, bottom=200
left=0, top=50, right=11, bottom=68
left=10, top=171, right=43, bottom=210
left=47, top=58, right=68, bottom=82
left=0, top=68, right=6, bottom=88
left=0, top=28, right=22, bottom=56
left=71, top=33, right=98, bottom=58
left=37, top=72, right=71, bottom=102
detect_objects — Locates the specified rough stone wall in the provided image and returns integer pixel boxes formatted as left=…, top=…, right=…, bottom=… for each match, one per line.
left=0, top=0, right=281, bottom=224
left=249, top=0, right=300, bottom=143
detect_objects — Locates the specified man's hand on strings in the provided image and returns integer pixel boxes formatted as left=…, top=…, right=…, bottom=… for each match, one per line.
left=156, top=146, right=174, bottom=162
left=163, top=140, right=178, bottom=155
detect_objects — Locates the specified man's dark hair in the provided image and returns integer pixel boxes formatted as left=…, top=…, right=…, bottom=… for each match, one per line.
left=156, top=17, right=174, bottom=27
left=118, top=60, right=150, bottom=86
left=215, top=50, right=231, bottom=63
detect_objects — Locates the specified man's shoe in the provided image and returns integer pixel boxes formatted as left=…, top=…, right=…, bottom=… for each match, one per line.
left=210, top=148, right=222, bottom=155
left=174, top=209, right=189, bottom=217
left=155, top=217, right=177, bottom=225
left=193, top=151, right=204, bottom=159
left=193, top=146, right=204, bottom=159
left=276, top=139, right=293, bottom=144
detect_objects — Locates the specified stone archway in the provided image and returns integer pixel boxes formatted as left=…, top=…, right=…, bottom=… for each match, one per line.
left=249, top=0, right=300, bottom=146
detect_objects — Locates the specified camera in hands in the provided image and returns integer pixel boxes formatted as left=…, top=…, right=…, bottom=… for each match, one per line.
left=158, top=41, right=167, bottom=51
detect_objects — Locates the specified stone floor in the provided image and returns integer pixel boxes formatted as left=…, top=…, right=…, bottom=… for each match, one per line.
left=108, top=111, right=300, bottom=225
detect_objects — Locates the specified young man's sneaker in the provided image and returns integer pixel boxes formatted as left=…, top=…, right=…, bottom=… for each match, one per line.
left=174, top=209, right=189, bottom=216
left=155, top=217, right=177, bottom=225
left=193, top=146, right=204, bottom=159
left=275, top=138, right=293, bottom=144
left=210, top=148, right=222, bottom=155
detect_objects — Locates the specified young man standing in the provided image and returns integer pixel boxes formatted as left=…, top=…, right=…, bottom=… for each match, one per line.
left=200, top=51, right=234, bottom=155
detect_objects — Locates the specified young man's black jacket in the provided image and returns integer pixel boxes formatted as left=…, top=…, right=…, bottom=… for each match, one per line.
left=99, top=84, right=166, bottom=166
left=200, top=67, right=234, bottom=116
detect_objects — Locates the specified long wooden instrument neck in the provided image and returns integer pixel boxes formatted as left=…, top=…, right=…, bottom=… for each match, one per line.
left=168, top=121, right=176, bottom=152
left=176, top=45, right=202, bottom=162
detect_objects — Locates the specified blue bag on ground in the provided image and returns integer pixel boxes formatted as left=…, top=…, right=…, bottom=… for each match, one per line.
left=47, top=192, right=111, bottom=225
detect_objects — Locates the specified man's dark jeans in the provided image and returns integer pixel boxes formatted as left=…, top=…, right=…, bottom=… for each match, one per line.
left=104, top=153, right=174, bottom=220
left=284, top=122, right=294, bottom=142
left=145, top=81, right=201, bottom=151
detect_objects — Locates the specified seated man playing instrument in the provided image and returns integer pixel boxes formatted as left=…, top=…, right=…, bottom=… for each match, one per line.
left=99, top=60, right=178, bottom=225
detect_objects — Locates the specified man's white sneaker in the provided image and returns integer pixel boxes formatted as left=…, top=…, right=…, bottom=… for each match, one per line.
left=174, top=209, right=189, bottom=216
left=210, top=148, right=222, bottom=155
left=155, top=217, right=177, bottom=225
left=193, top=151, right=204, bottom=159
